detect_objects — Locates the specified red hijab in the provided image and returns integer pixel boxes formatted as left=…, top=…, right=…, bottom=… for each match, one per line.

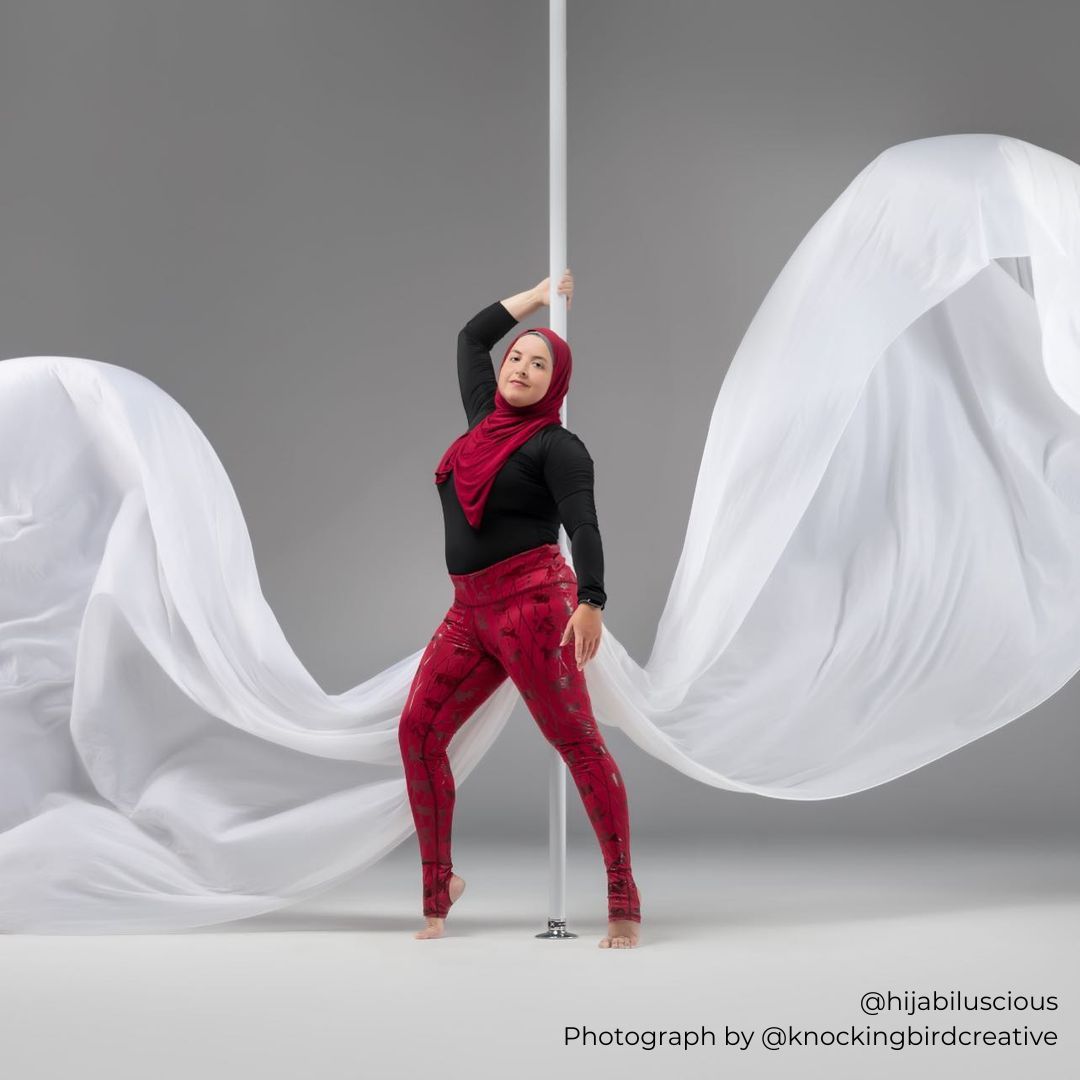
left=434, top=325, right=573, bottom=528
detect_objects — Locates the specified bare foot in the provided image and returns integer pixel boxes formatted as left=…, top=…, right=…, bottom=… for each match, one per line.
left=598, top=918, right=640, bottom=948
left=413, top=872, right=466, bottom=939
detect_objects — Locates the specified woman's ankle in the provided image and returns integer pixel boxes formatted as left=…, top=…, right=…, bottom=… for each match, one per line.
left=422, top=861, right=454, bottom=916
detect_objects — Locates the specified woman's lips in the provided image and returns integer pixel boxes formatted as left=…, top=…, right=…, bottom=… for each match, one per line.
left=511, top=380, right=528, bottom=387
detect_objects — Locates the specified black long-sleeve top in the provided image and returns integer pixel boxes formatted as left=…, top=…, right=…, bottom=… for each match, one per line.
left=436, top=300, right=607, bottom=609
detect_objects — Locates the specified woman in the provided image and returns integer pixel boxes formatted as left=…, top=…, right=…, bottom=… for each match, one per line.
left=398, top=269, right=642, bottom=949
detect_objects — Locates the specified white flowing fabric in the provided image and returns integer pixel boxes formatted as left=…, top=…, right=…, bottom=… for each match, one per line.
left=3, top=133, right=1080, bottom=932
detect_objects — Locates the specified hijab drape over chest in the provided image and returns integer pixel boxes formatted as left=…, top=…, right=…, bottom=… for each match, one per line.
left=434, top=325, right=573, bottom=528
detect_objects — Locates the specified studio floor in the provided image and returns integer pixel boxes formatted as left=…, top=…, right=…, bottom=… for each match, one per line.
left=2, top=838, right=1077, bottom=1080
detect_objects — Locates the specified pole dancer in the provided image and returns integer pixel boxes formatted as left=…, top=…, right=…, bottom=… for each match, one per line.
left=398, top=269, right=642, bottom=948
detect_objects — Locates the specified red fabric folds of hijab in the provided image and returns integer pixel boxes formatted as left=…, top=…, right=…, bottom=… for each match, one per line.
left=434, top=325, right=573, bottom=529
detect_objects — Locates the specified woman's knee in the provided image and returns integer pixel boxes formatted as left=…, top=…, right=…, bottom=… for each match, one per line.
left=547, top=728, right=609, bottom=766
left=398, top=707, right=432, bottom=758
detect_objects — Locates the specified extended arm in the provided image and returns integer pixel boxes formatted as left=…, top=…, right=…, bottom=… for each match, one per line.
left=543, top=431, right=607, bottom=609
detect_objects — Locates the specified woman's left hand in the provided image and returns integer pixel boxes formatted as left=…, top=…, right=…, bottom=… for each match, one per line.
left=559, top=603, right=603, bottom=670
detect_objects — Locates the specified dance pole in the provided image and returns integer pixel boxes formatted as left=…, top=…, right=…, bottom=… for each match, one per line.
left=536, top=0, right=577, bottom=941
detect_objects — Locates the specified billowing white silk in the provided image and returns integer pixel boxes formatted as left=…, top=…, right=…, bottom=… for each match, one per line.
left=3, top=134, right=1079, bottom=932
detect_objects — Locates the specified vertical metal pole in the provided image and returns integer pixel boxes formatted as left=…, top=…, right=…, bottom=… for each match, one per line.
left=536, top=0, right=576, bottom=941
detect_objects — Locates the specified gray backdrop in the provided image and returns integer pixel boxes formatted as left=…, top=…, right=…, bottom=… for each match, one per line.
left=2, top=0, right=1077, bottom=842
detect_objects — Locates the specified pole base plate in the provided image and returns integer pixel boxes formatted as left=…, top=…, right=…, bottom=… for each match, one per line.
left=535, top=918, right=578, bottom=939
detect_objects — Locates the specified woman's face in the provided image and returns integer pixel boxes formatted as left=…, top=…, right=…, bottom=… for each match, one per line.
left=498, top=333, right=553, bottom=407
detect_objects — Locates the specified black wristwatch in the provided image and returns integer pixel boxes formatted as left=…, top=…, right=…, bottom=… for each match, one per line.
left=580, top=597, right=605, bottom=611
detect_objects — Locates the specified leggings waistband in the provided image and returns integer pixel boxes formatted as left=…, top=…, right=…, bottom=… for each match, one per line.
left=449, top=542, right=575, bottom=606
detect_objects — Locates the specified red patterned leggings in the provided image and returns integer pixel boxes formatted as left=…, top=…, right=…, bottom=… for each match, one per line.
left=398, top=542, right=640, bottom=923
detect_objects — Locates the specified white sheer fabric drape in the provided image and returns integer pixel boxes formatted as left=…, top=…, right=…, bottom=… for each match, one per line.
left=2, top=133, right=1079, bottom=931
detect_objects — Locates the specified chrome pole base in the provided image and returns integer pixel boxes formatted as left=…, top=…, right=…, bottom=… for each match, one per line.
left=536, top=918, right=578, bottom=939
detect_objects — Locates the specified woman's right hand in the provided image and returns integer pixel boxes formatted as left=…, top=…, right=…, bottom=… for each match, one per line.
left=533, top=268, right=574, bottom=311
